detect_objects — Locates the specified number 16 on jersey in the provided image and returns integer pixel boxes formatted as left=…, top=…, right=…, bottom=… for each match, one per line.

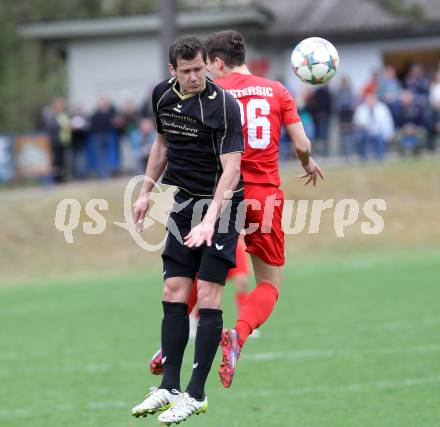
left=236, top=98, right=271, bottom=150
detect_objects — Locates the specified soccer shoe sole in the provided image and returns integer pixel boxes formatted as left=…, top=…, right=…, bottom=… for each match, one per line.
left=159, top=405, right=208, bottom=425
left=218, top=329, right=239, bottom=388
left=131, top=402, right=172, bottom=418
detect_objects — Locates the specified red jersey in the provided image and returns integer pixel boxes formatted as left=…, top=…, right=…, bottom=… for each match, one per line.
left=215, top=73, right=301, bottom=187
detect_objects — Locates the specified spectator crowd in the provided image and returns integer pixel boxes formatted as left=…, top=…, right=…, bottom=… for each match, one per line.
left=42, top=62, right=440, bottom=184
left=281, top=62, right=440, bottom=162
left=42, top=95, right=156, bottom=183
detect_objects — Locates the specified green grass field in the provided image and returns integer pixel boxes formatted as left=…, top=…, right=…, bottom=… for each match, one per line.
left=2, top=249, right=440, bottom=427
left=1, top=157, right=440, bottom=426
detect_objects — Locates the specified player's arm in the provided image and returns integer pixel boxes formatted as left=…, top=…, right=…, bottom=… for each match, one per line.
left=184, top=152, right=241, bottom=248
left=286, top=121, right=311, bottom=164
left=204, top=152, right=241, bottom=228
left=133, top=132, right=167, bottom=232
left=286, top=122, right=325, bottom=186
left=279, top=80, right=324, bottom=186
left=185, top=91, right=244, bottom=248
left=133, top=83, right=169, bottom=231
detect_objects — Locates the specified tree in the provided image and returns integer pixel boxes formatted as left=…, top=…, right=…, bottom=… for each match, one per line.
left=0, top=0, right=156, bottom=133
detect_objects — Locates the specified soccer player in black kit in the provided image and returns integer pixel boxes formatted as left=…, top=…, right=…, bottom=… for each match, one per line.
left=131, top=36, right=244, bottom=424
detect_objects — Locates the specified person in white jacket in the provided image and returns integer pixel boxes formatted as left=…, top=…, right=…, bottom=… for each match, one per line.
left=353, top=93, right=395, bottom=160
left=429, top=72, right=440, bottom=109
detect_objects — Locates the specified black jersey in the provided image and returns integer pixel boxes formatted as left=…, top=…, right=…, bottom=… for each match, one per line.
left=152, top=77, right=244, bottom=197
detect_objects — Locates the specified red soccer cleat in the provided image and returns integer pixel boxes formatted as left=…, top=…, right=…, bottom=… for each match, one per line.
left=218, top=328, right=241, bottom=388
left=149, top=348, right=164, bottom=375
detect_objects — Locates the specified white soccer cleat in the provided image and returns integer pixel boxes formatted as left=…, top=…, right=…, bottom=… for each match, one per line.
left=157, top=392, right=208, bottom=425
left=131, top=387, right=180, bottom=418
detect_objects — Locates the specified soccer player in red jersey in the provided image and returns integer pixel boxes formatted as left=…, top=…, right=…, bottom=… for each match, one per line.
left=149, top=239, right=252, bottom=376
left=204, top=30, right=325, bottom=388
left=148, top=30, right=323, bottom=385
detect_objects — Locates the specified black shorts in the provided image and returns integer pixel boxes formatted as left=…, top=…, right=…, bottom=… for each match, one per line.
left=162, top=188, right=244, bottom=286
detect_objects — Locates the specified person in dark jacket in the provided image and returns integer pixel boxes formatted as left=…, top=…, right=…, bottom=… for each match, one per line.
left=310, top=85, right=332, bottom=156
left=44, top=98, right=71, bottom=183
left=88, top=97, right=118, bottom=178
left=394, top=90, right=426, bottom=155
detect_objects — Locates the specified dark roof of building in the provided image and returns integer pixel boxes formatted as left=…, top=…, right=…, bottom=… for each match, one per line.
left=20, top=0, right=440, bottom=42
left=20, top=7, right=270, bottom=40
left=256, top=0, right=440, bottom=40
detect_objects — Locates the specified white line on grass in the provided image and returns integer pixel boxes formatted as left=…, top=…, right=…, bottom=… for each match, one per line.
left=382, top=317, right=440, bottom=331
left=0, top=401, right=129, bottom=419
left=1, top=344, right=440, bottom=378
left=2, top=375, right=440, bottom=419
left=88, top=401, right=127, bottom=410
left=0, top=352, right=18, bottom=360
left=243, top=344, right=440, bottom=362
left=226, top=375, right=440, bottom=399
left=85, top=363, right=112, bottom=372
left=0, top=409, right=31, bottom=418
left=278, top=317, right=440, bottom=340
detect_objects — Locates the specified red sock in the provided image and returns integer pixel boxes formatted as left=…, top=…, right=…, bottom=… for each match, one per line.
left=235, top=282, right=279, bottom=347
left=235, top=292, right=248, bottom=316
left=187, top=277, right=198, bottom=315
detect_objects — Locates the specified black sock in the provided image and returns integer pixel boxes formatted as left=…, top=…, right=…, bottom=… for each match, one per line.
left=186, top=308, right=223, bottom=400
left=159, top=301, right=189, bottom=392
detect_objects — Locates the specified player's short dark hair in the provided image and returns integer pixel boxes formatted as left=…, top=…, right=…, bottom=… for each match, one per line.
left=169, top=35, right=207, bottom=69
left=204, top=30, right=246, bottom=67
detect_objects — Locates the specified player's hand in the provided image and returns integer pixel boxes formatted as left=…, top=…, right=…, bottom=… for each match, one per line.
left=299, top=157, right=325, bottom=186
left=184, top=222, right=215, bottom=248
left=132, top=194, right=150, bottom=232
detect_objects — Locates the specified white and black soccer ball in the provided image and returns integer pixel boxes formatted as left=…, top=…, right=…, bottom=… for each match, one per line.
left=291, top=37, right=339, bottom=85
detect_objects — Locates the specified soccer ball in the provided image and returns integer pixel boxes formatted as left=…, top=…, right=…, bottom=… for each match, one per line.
left=291, top=37, right=339, bottom=85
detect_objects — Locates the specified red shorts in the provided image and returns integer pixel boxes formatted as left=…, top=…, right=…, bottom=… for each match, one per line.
left=226, top=239, right=249, bottom=280
left=243, top=183, right=285, bottom=266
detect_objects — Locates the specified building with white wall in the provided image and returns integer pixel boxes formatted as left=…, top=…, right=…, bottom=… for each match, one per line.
left=20, top=0, right=440, bottom=110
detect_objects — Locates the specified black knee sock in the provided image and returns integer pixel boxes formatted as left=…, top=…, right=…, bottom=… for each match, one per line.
left=159, top=301, right=189, bottom=392
left=186, top=308, right=223, bottom=400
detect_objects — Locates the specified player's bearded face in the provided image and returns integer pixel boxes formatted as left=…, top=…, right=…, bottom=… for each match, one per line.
left=172, top=53, right=206, bottom=95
